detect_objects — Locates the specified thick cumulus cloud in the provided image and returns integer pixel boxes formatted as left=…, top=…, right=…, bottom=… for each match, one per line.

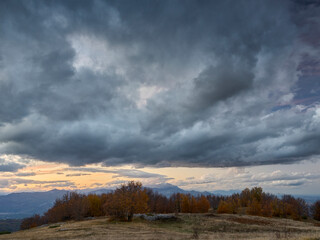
left=0, top=0, right=320, bottom=167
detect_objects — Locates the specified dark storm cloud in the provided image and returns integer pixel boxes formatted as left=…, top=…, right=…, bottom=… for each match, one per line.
left=192, top=64, right=254, bottom=110
left=0, top=158, right=25, bottom=172
left=0, top=0, right=320, bottom=167
left=0, top=163, right=25, bottom=172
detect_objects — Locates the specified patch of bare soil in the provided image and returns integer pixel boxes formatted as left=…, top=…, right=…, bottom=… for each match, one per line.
left=229, top=216, right=271, bottom=226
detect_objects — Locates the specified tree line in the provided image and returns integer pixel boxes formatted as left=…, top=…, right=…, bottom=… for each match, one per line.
left=20, top=181, right=320, bottom=230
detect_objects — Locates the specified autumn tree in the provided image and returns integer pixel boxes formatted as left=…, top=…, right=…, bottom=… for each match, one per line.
left=177, top=194, right=211, bottom=213
left=20, top=214, right=45, bottom=230
left=217, top=200, right=233, bottom=214
left=312, top=200, right=320, bottom=221
left=188, top=196, right=196, bottom=213
left=181, top=194, right=191, bottom=213
left=105, top=181, right=149, bottom=221
left=247, top=198, right=262, bottom=216
left=45, top=192, right=89, bottom=222
left=207, top=195, right=223, bottom=210
left=44, top=198, right=66, bottom=223
left=197, top=195, right=210, bottom=213
left=87, top=194, right=103, bottom=217
left=169, top=193, right=182, bottom=213
left=295, top=198, right=309, bottom=219
left=68, top=192, right=89, bottom=220
left=240, top=188, right=251, bottom=207
left=280, top=195, right=309, bottom=220
left=246, top=187, right=263, bottom=215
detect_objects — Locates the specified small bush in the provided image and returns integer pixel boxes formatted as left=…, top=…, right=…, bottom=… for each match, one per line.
left=48, top=225, right=60, bottom=229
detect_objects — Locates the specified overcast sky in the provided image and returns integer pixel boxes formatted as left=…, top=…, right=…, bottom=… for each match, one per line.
left=0, top=0, right=320, bottom=194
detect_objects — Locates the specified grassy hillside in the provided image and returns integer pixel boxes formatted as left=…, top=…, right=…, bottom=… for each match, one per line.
left=2, top=213, right=320, bottom=240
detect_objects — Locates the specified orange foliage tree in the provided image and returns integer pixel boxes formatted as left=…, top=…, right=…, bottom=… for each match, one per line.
left=246, top=187, right=263, bottom=216
left=20, top=214, right=44, bottom=230
left=217, top=200, right=233, bottom=214
left=45, top=192, right=89, bottom=222
left=105, top=181, right=149, bottom=221
left=197, top=195, right=210, bottom=213
left=181, top=194, right=191, bottom=213
left=87, top=194, right=103, bottom=217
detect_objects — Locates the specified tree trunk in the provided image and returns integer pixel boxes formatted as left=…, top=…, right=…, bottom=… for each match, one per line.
left=128, top=213, right=133, bottom=222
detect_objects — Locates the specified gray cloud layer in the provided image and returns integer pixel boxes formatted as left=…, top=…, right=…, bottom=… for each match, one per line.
left=0, top=0, right=320, bottom=167
left=0, top=158, right=25, bottom=172
left=65, top=167, right=171, bottom=180
left=0, top=178, right=74, bottom=189
left=176, top=168, right=320, bottom=189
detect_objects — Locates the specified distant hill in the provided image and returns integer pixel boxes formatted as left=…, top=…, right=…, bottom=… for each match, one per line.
left=86, top=189, right=113, bottom=195
left=85, top=183, right=212, bottom=197
left=0, top=189, right=68, bottom=219
left=147, top=183, right=240, bottom=197
left=146, top=183, right=213, bottom=197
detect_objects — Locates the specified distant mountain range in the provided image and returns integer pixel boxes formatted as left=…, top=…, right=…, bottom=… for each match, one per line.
left=0, top=184, right=318, bottom=219
left=0, top=189, right=68, bottom=219
left=146, top=183, right=241, bottom=197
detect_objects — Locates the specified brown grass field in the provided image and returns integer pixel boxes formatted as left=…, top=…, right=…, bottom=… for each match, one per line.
left=1, top=213, right=320, bottom=240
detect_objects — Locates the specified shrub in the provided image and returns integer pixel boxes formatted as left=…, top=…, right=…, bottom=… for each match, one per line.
left=312, top=200, right=320, bottom=221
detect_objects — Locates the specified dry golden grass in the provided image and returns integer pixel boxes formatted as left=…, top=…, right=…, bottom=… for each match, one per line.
left=1, top=213, right=320, bottom=240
